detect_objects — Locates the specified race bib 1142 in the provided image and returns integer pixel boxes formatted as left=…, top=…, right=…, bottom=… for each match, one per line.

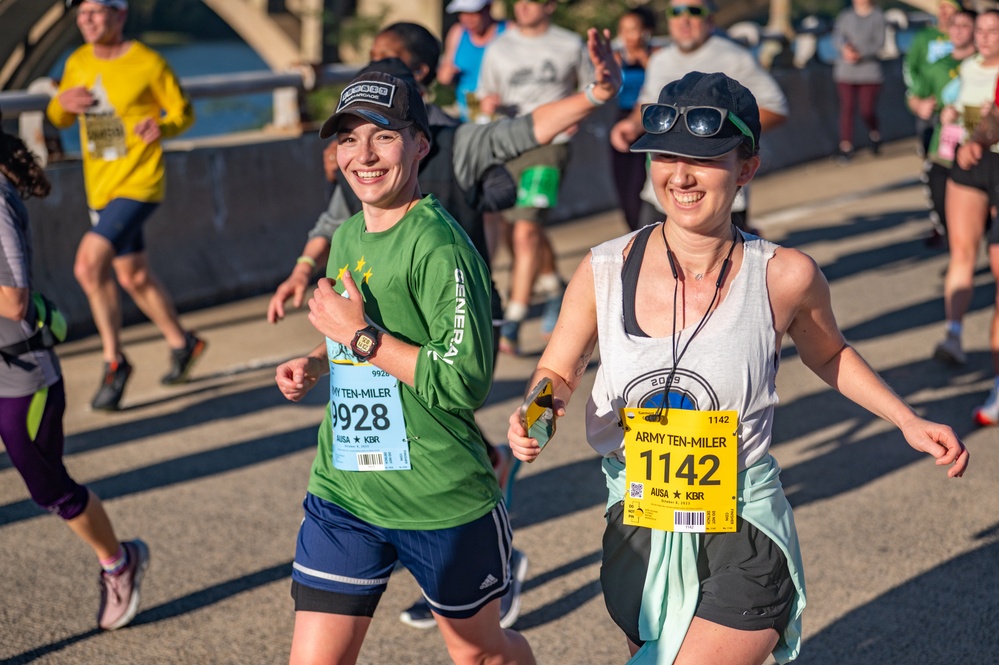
left=621, top=407, right=738, bottom=533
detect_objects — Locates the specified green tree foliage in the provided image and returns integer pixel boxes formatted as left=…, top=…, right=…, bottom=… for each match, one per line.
left=499, top=0, right=916, bottom=36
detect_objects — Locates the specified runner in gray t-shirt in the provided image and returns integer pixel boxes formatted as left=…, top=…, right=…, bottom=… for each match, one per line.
left=475, top=0, right=597, bottom=355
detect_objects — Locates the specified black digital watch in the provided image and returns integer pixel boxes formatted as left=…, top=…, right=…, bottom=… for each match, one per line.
left=350, top=325, right=381, bottom=360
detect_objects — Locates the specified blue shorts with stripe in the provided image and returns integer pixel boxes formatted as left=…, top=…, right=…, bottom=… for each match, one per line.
left=88, top=198, right=159, bottom=256
left=291, top=493, right=514, bottom=619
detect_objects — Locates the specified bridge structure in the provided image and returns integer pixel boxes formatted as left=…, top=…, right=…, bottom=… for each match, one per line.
left=0, top=0, right=445, bottom=92
left=1, top=0, right=940, bottom=94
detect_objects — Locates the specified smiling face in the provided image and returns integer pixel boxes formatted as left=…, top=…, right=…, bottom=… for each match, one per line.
left=649, top=150, right=759, bottom=232
left=76, top=1, right=126, bottom=46
left=335, top=116, right=429, bottom=214
left=667, top=0, right=713, bottom=53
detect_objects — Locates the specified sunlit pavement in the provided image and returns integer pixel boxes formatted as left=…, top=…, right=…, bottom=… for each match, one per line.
left=2, top=138, right=997, bottom=664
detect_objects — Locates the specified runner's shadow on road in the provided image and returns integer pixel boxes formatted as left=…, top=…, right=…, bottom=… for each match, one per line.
left=780, top=287, right=994, bottom=365
left=777, top=207, right=926, bottom=253
left=508, top=456, right=606, bottom=529
left=1, top=628, right=102, bottom=665
left=0, top=380, right=327, bottom=473
left=0, top=425, right=317, bottom=527
left=813, top=229, right=930, bottom=284
left=514, top=580, right=603, bottom=631
left=131, top=561, right=292, bottom=627
left=772, top=356, right=987, bottom=510
left=513, top=550, right=603, bottom=630
left=798, top=528, right=999, bottom=664
left=1, top=562, right=294, bottom=664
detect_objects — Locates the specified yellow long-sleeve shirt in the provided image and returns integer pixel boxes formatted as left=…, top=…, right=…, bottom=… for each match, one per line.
left=47, top=42, right=195, bottom=210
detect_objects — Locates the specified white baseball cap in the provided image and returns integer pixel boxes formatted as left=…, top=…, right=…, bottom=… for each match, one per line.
left=446, top=0, right=491, bottom=13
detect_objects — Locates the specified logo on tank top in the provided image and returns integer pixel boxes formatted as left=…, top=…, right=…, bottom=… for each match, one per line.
left=621, top=368, right=720, bottom=412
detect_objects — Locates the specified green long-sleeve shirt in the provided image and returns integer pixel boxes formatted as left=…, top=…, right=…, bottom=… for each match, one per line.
left=307, top=195, right=501, bottom=530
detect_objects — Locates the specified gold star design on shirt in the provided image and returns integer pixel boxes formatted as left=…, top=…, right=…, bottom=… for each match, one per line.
left=336, top=264, right=349, bottom=281
left=354, top=256, right=367, bottom=273
left=362, top=268, right=373, bottom=283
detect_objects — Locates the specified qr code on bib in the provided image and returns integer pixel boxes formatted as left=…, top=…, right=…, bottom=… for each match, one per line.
left=629, top=482, right=644, bottom=499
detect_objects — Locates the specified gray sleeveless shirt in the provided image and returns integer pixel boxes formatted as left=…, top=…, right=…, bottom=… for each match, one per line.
left=585, top=227, right=780, bottom=470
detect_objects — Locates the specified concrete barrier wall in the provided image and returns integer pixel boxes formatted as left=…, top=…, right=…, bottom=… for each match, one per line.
left=24, top=60, right=915, bottom=336
left=25, top=136, right=330, bottom=336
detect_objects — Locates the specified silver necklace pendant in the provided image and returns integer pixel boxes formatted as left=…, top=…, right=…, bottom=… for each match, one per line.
left=695, top=273, right=704, bottom=281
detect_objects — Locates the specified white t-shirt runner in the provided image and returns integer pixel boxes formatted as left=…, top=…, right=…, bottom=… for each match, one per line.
left=478, top=23, right=594, bottom=144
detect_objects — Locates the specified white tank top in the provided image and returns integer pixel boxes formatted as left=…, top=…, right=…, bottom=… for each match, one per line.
left=585, top=227, right=780, bottom=470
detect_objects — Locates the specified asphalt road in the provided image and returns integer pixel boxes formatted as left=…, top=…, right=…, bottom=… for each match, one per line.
left=2, top=139, right=997, bottom=664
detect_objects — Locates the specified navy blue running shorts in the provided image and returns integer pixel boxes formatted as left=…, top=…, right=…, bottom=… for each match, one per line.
left=601, top=501, right=794, bottom=646
left=291, top=493, right=514, bottom=619
left=88, top=198, right=159, bottom=256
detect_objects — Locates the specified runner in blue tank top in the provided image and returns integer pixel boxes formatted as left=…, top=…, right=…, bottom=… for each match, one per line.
left=439, top=0, right=507, bottom=122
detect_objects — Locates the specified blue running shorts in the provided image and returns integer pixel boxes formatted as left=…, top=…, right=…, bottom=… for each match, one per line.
left=291, top=493, right=514, bottom=619
left=88, top=198, right=159, bottom=256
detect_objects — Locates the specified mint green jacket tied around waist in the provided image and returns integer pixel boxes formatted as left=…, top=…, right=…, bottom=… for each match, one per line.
left=602, top=454, right=807, bottom=664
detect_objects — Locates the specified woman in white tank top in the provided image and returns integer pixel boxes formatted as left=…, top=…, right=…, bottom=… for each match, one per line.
left=506, top=71, right=968, bottom=665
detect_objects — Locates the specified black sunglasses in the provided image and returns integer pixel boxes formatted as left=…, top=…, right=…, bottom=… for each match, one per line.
left=641, top=104, right=756, bottom=152
left=668, top=5, right=712, bottom=18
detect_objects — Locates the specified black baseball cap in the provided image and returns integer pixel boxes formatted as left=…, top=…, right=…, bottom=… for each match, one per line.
left=319, top=66, right=431, bottom=141
left=630, top=71, right=761, bottom=159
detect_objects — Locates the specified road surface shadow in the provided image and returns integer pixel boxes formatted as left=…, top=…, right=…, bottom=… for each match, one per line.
left=798, top=526, right=999, bottom=664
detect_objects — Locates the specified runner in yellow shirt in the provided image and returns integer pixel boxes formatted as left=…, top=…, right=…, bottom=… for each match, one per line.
left=47, top=0, right=203, bottom=410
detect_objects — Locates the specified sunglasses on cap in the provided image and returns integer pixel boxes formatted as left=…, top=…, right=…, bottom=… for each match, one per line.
left=668, top=5, right=711, bottom=18
left=641, top=104, right=756, bottom=152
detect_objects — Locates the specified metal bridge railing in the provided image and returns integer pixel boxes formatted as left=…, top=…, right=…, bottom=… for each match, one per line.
left=0, top=63, right=361, bottom=164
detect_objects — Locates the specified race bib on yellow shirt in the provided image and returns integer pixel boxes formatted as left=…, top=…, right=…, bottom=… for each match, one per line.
left=621, top=407, right=738, bottom=533
left=83, top=112, right=126, bottom=161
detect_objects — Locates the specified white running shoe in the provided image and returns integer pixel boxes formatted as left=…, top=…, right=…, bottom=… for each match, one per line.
left=933, top=333, right=966, bottom=365
left=973, top=379, right=999, bottom=426
left=499, top=549, right=528, bottom=629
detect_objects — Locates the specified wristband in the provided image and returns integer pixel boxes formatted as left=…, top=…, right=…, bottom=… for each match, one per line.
left=584, top=82, right=607, bottom=107
left=296, top=256, right=317, bottom=269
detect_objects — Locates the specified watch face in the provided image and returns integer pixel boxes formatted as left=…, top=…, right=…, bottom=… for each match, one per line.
left=355, top=335, right=375, bottom=355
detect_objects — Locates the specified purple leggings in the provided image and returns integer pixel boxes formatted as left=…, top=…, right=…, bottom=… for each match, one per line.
left=0, top=380, right=89, bottom=520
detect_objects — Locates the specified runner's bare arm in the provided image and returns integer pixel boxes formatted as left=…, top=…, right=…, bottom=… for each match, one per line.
left=772, top=248, right=969, bottom=478
left=275, top=343, right=328, bottom=402
left=508, top=253, right=598, bottom=462
left=0, top=285, right=28, bottom=321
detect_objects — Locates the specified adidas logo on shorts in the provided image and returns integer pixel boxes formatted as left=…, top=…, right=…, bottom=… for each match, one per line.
left=479, top=574, right=499, bottom=590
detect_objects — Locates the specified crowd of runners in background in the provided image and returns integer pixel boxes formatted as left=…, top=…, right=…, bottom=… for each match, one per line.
left=0, top=0, right=984, bottom=662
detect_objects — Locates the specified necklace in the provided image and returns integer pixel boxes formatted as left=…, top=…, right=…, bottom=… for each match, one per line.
left=660, top=224, right=736, bottom=282
left=652, top=223, right=740, bottom=420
